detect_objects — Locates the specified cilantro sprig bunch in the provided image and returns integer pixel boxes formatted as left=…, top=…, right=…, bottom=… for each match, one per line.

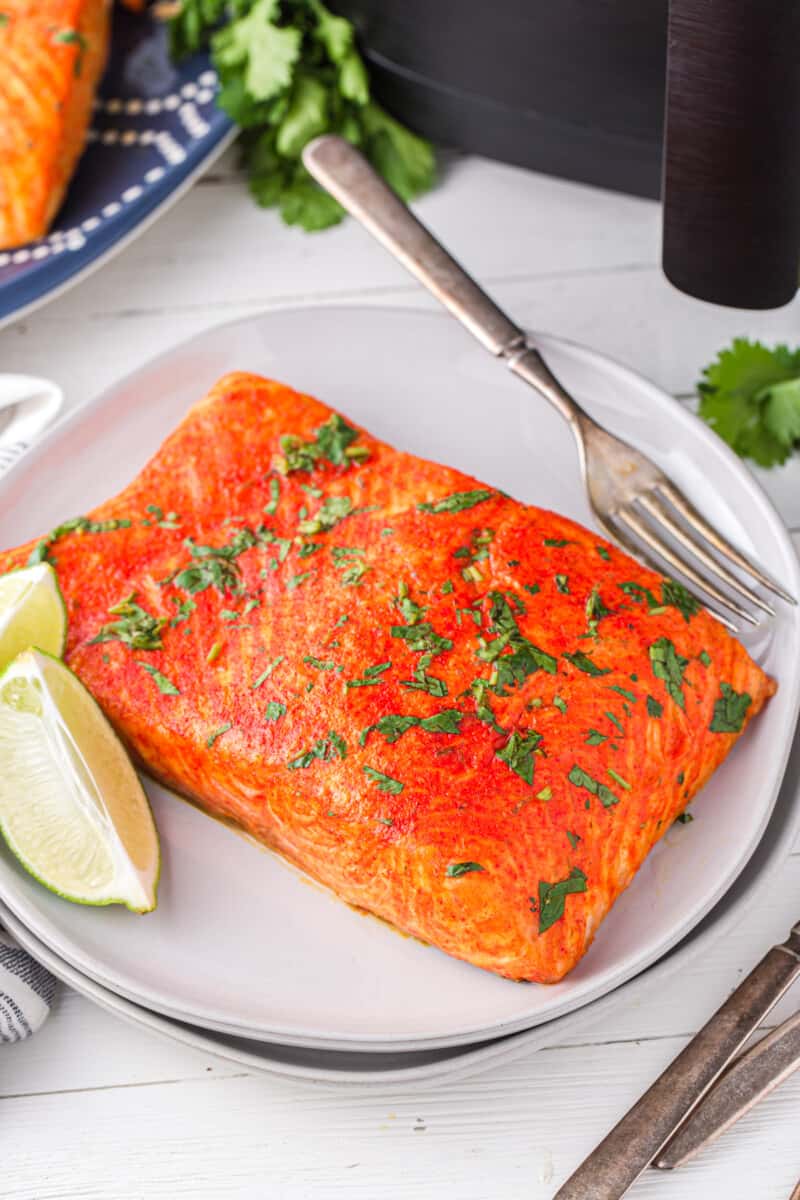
left=170, top=0, right=436, bottom=230
left=698, top=338, right=800, bottom=467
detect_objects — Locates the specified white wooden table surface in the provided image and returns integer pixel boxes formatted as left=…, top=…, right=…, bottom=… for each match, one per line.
left=2, top=149, right=800, bottom=1200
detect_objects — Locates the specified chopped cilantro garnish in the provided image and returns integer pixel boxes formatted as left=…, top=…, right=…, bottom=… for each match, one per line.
left=446, top=862, right=485, bottom=878
left=418, top=489, right=494, bottom=514
left=553, top=695, right=567, bottom=714
left=252, top=655, right=284, bottom=688
left=381, top=527, right=394, bottom=537
left=264, top=701, right=286, bottom=722
left=544, top=538, right=572, bottom=547
left=563, top=650, right=610, bottom=676
left=137, top=662, right=180, bottom=695
left=535, top=867, right=587, bottom=934
left=287, top=730, right=347, bottom=769
left=346, top=662, right=392, bottom=688
left=608, top=685, right=637, bottom=702
left=286, top=571, right=313, bottom=590
left=646, top=695, right=663, bottom=718
left=606, top=705, right=623, bottom=734
left=303, top=656, right=340, bottom=671
left=618, top=580, right=660, bottom=609
left=279, top=414, right=367, bottom=473
left=263, top=477, right=280, bottom=515
left=401, top=671, right=447, bottom=697
left=649, top=637, right=689, bottom=710
left=360, top=709, right=463, bottom=746
left=90, top=594, right=166, bottom=651
left=566, top=830, right=581, bottom=849
left=206, top=723, right=233, bottom=748
left=299, top=495, right=353, bottom=534
left=607, top=767, right=631, bottom=791
left=568, top=765, right=619, bottom=808
left=554, top=574, right=570, bottom=594
left=698, top=649, right=712, bottom=667
left=221, top=609, right=239, bottom=621
left=536, top=786, right=553, bottom=802
left=662, top=579, right=700, bottom=622
left=170, top=528, right=257, bottom=596
left=206, top=642, right=223, bottom=663
left=523, top=583, right=541, bottom=596
left=596, top=545, right=611, bottom=561
left=298, top=542, right=322, bottom=558
left=170, top=598, right=196, bottom=628
left=478, top=591, right=557, bottom=696
left=496, top=729, right=542, bottom=785
left=585, top=729, right=607, bottom=745
left=53, top=26, right=87, bottom=74
left=710, top=683, right=752, bottom=733
left=363, top=766, right=404, bottom=794
left=441, top=579, right=454, bottom=595
left=27, top=516, right=132, bottom=567
left=585, top=587, right=614, bottom=638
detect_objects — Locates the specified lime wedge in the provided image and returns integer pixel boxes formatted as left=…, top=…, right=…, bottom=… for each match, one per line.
left=0, top=649, right=159, bottom=912
left=0, top=563, right=67, bottom=671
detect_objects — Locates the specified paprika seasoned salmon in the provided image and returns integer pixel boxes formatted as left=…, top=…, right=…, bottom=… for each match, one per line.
left=0, top=1, right=111, bottom=249
left=0, top=374, right=776, bottom=982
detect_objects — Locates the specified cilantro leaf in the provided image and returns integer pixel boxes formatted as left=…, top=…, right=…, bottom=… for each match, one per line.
left=710, top=683, right=752, bottom=733
left=535, top=867, right=587, bottom=934
left=446, top=862, right=485, bottom=878
left=495, top=729, right=542, bottom=786
left=169, top=1, right=435, bottom=232
left=363, top=765, right=404, bottom=795
left=418, top=489, right=494, bottom=515
left=213, top=0, right=301, bottom=103
left=567, top=765, right=619, bottom=808
left=649, top=637, right=688, bottom=710
left=137, top=663, right=180, bottom=696
left=698, top=338, right=800, bottom=467
left=563, top=650, right=610, bottom=677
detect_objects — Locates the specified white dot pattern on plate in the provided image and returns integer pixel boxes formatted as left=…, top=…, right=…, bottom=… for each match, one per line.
left=3, top=71, right=220, bottom=267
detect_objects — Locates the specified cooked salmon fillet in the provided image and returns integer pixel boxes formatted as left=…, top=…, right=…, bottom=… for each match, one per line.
left=0, top=374, right=776, bottom=981
left=0, top=1, right=110, bottom=249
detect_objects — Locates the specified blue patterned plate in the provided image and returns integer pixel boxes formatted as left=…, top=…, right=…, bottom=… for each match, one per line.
left=0, top=5, right=235, bottom=330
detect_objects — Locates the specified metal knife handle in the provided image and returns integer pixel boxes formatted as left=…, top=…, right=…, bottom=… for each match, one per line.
left=656, top=1009, right=800, bottom=1169
left=555, top=923, right=800, bottom=1200
left=302, top=135, right=524, bottom=358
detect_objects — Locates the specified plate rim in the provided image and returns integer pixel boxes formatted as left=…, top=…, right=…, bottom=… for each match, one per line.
left=0, top=125, right=236, bottom=334
left=1, top=303, right=798, bottom=1050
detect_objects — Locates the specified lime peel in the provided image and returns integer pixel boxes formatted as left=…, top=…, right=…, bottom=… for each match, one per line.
left=0, top=649, right=160, bottom=912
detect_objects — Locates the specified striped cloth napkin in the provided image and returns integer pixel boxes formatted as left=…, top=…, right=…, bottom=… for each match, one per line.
left=0, top=930, right=57, bottom=1042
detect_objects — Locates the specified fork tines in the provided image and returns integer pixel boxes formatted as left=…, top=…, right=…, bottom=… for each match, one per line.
left=606, top=481, right=795, bottom=633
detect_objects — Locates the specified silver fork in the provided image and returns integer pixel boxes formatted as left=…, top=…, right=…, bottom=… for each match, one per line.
left=303, top=135, right=796, bottom=629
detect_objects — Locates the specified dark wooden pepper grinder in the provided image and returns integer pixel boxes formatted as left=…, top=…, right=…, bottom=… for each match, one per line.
left=662, top=0, right=800, bottom=309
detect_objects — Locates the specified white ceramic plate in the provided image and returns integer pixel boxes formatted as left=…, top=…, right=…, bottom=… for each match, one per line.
left=0, top=306, right=798, bottom=1051
left=3, top=722, right=800, bottom=1085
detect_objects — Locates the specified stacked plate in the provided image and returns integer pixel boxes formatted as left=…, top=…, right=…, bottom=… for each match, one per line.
left=1, top=307, right=799, bottom=1086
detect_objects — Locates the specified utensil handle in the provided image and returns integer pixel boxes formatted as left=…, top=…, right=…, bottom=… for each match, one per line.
left=555, top=924, right=800, bottom=1200
left=302, top=135, right=524, bottom=358
left=656, top=1009, right=800, bottom=1169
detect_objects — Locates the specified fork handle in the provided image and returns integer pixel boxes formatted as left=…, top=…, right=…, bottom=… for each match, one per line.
left=555, top=924, right=800, bottom=1199
left=304, top=135, right=525, bottom=357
